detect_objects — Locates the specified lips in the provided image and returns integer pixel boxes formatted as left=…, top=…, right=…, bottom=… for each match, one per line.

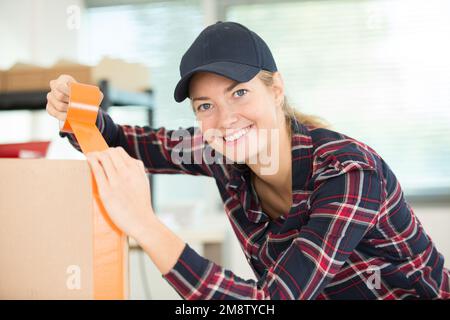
left=223, top=124, right=254, bottom=142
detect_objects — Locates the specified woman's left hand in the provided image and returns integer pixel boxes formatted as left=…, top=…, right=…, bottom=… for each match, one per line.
left=86, top=147, right=155, bottom=239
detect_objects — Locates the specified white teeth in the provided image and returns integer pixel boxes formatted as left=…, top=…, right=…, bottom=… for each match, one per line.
left=223, top=125, right=252, bottom=142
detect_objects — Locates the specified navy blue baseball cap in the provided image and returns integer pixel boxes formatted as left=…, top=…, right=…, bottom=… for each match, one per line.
left=174, top=21, right=278, bottom=102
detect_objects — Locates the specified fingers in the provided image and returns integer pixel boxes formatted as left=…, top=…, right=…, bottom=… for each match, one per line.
left=87, top=148, right=147, bottom=191
left=53, top=74, right=76, bottom=96
left=47, top=74, right=76, bottom=111
left=49, top=79, right=70, bottom=103
left=46, top=101, right=66, bottom=121
left=49, top=83, right=69, bottom=103
left=46, top=92, right=67, bottom=121
left=87, top=148, right=134, bottom=184
left=86, top=153, right=109, bottom=195
left=107, top=147, right=128, bottom=173
left=86, top=150, right=118, bottom=186
left=97, top=150, right=120, bottom=185
left=47, top=76, right=73, bottom=121
left=46, top=92, right=68, bottom=112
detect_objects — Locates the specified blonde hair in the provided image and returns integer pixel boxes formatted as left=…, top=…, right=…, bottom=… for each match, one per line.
left=257, top=70, right=329, bottom=132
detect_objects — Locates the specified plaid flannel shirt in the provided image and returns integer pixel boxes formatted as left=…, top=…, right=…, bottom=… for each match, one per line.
left=60, top=109, right=450, bottom=300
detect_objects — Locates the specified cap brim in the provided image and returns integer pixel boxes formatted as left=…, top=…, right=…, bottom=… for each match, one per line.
left=174, top=61, right=260, bottom=102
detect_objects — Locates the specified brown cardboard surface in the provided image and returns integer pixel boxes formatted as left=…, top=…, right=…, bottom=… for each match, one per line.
left=1, top=58, right=151, bottom=93
left=0, top=70, right=4, bottom=91
left=2, top=63, right=48, bottom=92
left=92, top=57, right=150, bottom=92
left=45, top=60, right=94, bottom=87
left=0, top=159, right=102, bottom=299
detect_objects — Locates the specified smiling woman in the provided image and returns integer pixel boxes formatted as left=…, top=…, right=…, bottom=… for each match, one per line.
left=50, top=21, right=450, bottom=300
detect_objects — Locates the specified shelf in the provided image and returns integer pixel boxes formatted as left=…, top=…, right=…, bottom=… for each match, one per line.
left=99, top=79, right=154, bottom=108
left=0, top=91, right=48, bottom=111
left=0, top=79, right=154, bottom=112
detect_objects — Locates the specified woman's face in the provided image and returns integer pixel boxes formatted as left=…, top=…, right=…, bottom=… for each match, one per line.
left=189, top=71, right=284, bottom=164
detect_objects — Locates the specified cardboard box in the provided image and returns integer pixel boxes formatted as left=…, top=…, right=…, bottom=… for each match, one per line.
left=0, top=70, right=4, bottom=91
left=45, top=60, right=95, bottom=87
left=1, top=58, right=151, bottom=93
left=49, top=57, right=151, bottom=92
left=0, top=159, right=129, bottom=299
left=92, top=57, right=151, bottom=92
left=2, top=61, right=94, bottom=92
left=2, top=63, right=48, bottom=92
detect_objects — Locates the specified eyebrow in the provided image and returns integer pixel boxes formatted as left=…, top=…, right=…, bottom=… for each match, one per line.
left=191, top=81, right=240, bottom=102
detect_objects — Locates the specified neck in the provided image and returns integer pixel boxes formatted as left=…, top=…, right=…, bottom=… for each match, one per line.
left=247, top=117, right=292, bottom=191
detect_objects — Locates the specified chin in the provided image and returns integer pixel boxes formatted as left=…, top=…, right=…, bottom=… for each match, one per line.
left=224, top=149, right=259, bottom=164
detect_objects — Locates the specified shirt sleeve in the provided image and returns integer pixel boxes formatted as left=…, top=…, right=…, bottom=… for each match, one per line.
left=59, top=109, right=215, bottom=177
left=162, top=163, right=383, bottom=299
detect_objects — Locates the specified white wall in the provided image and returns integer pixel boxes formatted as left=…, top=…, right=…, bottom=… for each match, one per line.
left=0, top=0, right=87, bottom=158
left=413, top=205, right=450, bottom=269
left=0, top=0, right=85, bottom=69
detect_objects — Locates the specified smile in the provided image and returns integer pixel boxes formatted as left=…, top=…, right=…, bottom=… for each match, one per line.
left=223, top=124, right=254, bottom=142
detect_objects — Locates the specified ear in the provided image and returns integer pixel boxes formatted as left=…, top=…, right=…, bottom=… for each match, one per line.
left=272, top=72, right=285, bottom=108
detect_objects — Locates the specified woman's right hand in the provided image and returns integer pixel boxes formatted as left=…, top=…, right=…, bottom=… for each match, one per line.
left=46, top=74, right=77, bottom=122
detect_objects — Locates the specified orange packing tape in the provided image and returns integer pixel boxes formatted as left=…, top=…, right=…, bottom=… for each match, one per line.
left=61, top=83, right=128, bottom=300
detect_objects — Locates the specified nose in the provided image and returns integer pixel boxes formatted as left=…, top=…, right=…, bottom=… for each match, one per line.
left=218, top=105, right=238, bottom=130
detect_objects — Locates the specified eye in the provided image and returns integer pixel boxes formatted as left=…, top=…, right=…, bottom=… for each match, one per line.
left=233, top=89, right=248, bottom=98
left=197, top=103, right=212, bottom=112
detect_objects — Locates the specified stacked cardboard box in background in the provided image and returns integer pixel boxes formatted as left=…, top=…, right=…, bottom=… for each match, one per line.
left=0, top=57, right=151, bottom=93
left=0, top=70, right=5, bottom=92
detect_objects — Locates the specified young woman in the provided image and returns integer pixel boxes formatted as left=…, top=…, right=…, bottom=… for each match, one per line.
left=47, top=21, right=449, bottom=300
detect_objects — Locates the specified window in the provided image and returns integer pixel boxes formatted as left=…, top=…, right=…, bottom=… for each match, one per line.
left=85, top=0, right=450, bottom=197
left=226, top=0, right=450, bottom=196
left=85, top=0, right=204, bottom=128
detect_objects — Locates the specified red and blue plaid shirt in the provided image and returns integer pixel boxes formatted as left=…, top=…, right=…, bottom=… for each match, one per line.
left=61, top=110, right=450, bottom=300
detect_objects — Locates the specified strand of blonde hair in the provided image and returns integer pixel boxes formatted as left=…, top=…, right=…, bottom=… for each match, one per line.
left=257, top=70, right=330, bottom=132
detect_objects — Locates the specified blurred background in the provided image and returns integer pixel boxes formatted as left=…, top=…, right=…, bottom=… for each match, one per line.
left=0, top=0, right=449, bottom=299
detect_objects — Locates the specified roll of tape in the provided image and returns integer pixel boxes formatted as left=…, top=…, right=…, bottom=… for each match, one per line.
left=61, top=82, right=127, bottom=300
